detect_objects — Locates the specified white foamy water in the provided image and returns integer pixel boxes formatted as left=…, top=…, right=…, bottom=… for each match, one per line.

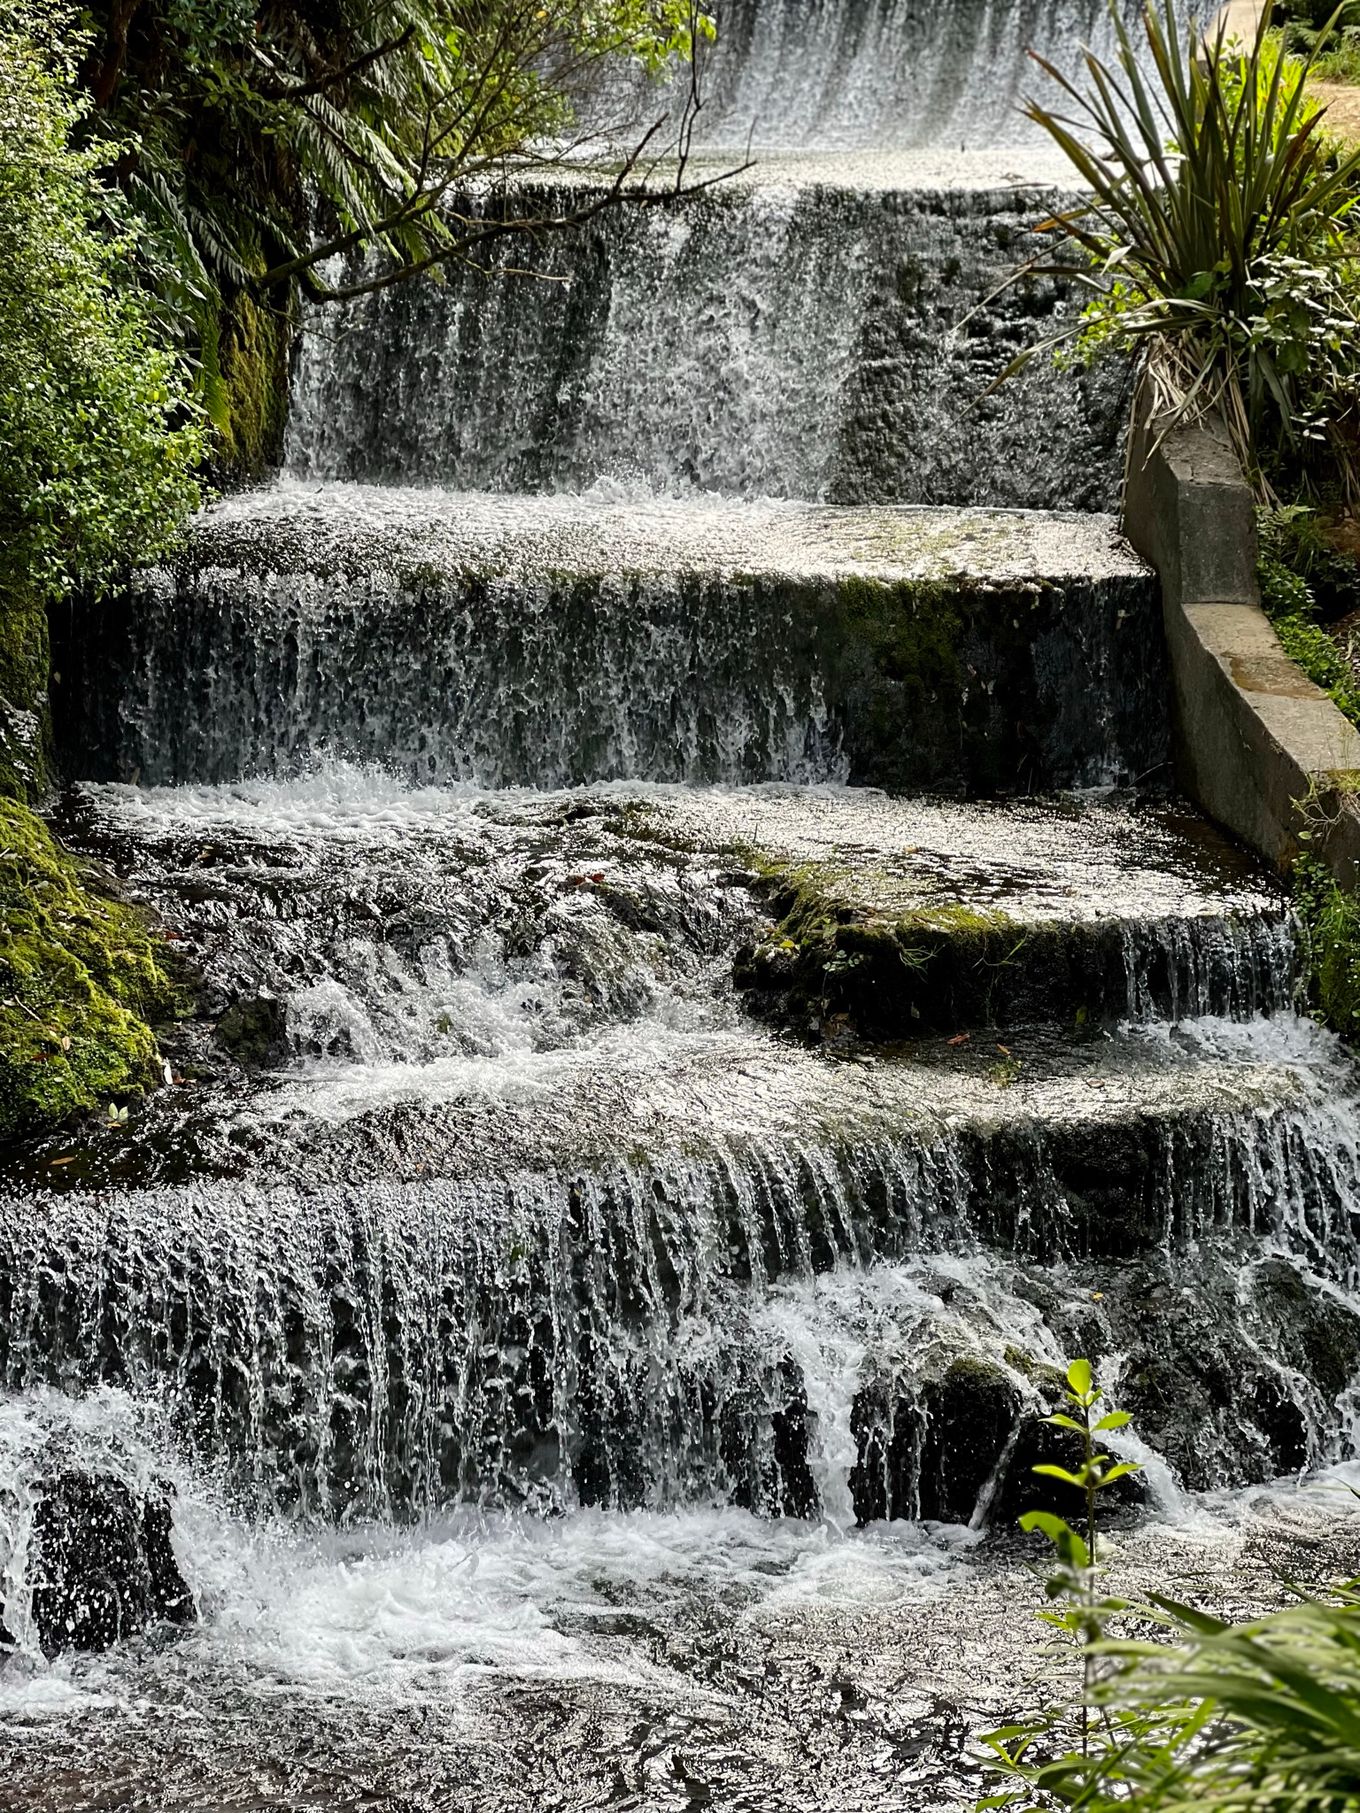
left=8, top=3, right=1360, bottom=1806
left=3, top=1383, right=1356, bottom=1753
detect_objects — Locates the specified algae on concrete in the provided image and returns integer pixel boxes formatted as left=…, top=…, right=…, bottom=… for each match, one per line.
left=211, top=289, right=295, bottom=485
left=735, top=851, right=1029, bottom=1038
left=0, top=579, right=53, bottom=803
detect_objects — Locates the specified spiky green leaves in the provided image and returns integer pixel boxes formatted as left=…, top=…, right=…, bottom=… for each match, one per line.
left=1016, top=0, right=1360, bottom=500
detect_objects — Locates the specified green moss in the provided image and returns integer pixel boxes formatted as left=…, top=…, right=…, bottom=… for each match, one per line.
left=736, top=853, right=1026, bottom=1037
left=1294, top=853, right=1360, bottom=1035
left=212, top=290, right=293, bottom=483
left=1275, top=614, right=1360, bottom=725
left=834, top=575, right=968, bottom=715
left=0, top=798, right=189, bottom=1141
left=0, top=576, right=53, bottom=801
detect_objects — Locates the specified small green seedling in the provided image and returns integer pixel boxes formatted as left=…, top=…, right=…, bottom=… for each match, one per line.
left=980, top=1359, right=1143, bottom=1797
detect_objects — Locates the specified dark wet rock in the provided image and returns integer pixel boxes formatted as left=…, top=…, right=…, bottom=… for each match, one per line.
left=1108, top=1258, right=1360, bottom=1490
left=850, top=1348, right=1144, bottom=1531
left=22, top=1471, right=193, bottom=1656
left=1009, top=1252, right=1360, bottom=1495
left=215, top=993, right=288, bottom=1070
left=852, top=1356, right=1025, bottom=1525
left=1252, top=1257, right=1360, bottom=1402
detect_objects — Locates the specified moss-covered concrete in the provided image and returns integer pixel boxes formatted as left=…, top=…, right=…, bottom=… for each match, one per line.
left=734, top=854, right=1031, bottom=1037
left=0, top=798, right=188, bottom=1143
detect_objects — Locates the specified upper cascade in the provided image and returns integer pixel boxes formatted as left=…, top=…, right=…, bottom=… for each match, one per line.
left=652, top=0, right=1149, bottom=153
left=281, top=2, right=1154, bottom=506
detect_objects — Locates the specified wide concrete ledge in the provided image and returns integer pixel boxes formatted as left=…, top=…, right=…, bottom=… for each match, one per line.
left=1124, top=409, right=1360, bottom=888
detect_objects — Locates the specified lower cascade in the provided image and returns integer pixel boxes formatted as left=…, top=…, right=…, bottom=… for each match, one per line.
left=7, top=2, right=1360, bottom=1808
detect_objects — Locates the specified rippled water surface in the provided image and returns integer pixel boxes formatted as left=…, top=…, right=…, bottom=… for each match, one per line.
left=4, top=1406, right=1360, bottom=1813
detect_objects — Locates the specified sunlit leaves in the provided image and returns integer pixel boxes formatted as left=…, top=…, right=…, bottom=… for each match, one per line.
left=0, top=1, right=203, bottom=601
left=1018, top=0, right=1360, bottom=499
left=84, top=0, right=716, bottom=322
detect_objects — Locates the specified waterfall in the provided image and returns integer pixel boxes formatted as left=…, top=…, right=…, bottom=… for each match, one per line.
left=52, top=489, right=1164, bottom=790
left=282, top=184, right=1130, bottom=510
left=7, top=1, right=1360, bottom=1803
left=676, top=0, right=1151, bottom=152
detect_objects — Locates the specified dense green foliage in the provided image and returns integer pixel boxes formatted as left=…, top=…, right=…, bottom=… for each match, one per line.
left=981, top=1360, right=1360, bottom=1813
left=1023, top=0, right=1360, bottom=500
left=985, top=1581, right=1360, bottom=1811
left=1276, top=0, right=1360, bottom=80
left=0, top=0, right=203, bottom=605
left=1258, top=507, right=1360, bottom=726
left=81, top=0, right=714, bottom=417
left=1295, top=850, right=1360, bottom=1034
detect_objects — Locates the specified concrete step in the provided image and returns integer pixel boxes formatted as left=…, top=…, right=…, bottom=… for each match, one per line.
left=54, top=486, right=1164, bottom=795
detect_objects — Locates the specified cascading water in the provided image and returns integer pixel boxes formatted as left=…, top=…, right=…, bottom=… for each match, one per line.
left=8, top=4, right=1360, bottom=1809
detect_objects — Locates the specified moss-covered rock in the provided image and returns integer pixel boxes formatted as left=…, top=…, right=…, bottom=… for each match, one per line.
left=211, top=288, right=293, bottom=484
left=736, top=852, right=1195, bottom=1040
left=0, top=577, right=53, bottom=801
left=0, top=798, right=188, bottom=1141
left=215, top=992, right=288, bottom=1070
left=735, top=858, right=1030, bottom=1037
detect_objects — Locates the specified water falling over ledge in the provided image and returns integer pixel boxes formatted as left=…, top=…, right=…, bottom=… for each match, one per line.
left=9, top=0, right=1360, bottom=1799
left=52, top=489, right=1166, bottom=792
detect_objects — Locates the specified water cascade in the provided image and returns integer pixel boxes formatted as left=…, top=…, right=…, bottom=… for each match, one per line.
left=8, top=3, right=1360, bottom=1806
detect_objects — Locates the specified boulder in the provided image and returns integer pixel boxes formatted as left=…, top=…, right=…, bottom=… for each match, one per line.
left=22, top=1471, right=193, bottom=1656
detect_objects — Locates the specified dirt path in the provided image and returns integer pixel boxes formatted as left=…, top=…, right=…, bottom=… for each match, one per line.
left=1220, top=0, right=1266, bottom=39
left=1315, top=79, right=1360, bottom=144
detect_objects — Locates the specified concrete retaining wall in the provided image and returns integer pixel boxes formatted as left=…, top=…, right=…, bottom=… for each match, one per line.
left=1123, top=409, right=1360, bottom=889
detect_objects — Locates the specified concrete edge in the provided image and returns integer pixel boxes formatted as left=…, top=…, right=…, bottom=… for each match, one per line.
left=1122, top=405, right=1360, bottom=890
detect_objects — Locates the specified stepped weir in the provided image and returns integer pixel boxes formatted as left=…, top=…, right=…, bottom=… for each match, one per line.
left=7, top=3, right=1360, bottom=1807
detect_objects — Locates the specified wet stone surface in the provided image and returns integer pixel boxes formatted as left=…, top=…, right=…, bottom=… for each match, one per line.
left=7, top=3, right=1359, bottom=1802
left=30, top=778, right=1292, bottom=1093
left=52, top=491, right=1164, bottom=793
left=3, top=1470, right=1360, bottom=1813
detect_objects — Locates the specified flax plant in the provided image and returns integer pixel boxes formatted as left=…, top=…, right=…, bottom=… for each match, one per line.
left=1012, top=0, right=1360, bottom=500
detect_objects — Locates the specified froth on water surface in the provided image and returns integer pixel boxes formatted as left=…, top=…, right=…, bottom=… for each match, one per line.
left=4, top=1382, right=1360, bottom=1813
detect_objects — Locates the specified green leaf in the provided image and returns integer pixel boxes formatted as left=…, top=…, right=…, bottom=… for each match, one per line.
left=1019, top=1510, right=1074, bottom=1542
left=1032, top=1463, right=1087, bottom=1488
left=1097, top=1461, right=1143, bottom=1485
left=1148, top=1594, right=1231, bottom=1636
left=1065, top=1358, right=1093, bottom=1396
left=1094, top=1410, right=1132, bottom=1431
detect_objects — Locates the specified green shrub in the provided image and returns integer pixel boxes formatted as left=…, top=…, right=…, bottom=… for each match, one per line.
left=1295, top=851, right=1360, bottom=1032
left=1274, top=0, right=1360, bottom=30
left=1258, top=507, right=1360, bottom=728
left=82, top=0, right=715, bottom=346
left=983, top=1583, right=1360, bottom=1812
left=980, top=1358, right=1360, bottom=1813
left=1275, top=0, right=1360, bottom=74
left=0, top=1, right=203, bottom=603
left=1311, top=29, right=1360, bottom=82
